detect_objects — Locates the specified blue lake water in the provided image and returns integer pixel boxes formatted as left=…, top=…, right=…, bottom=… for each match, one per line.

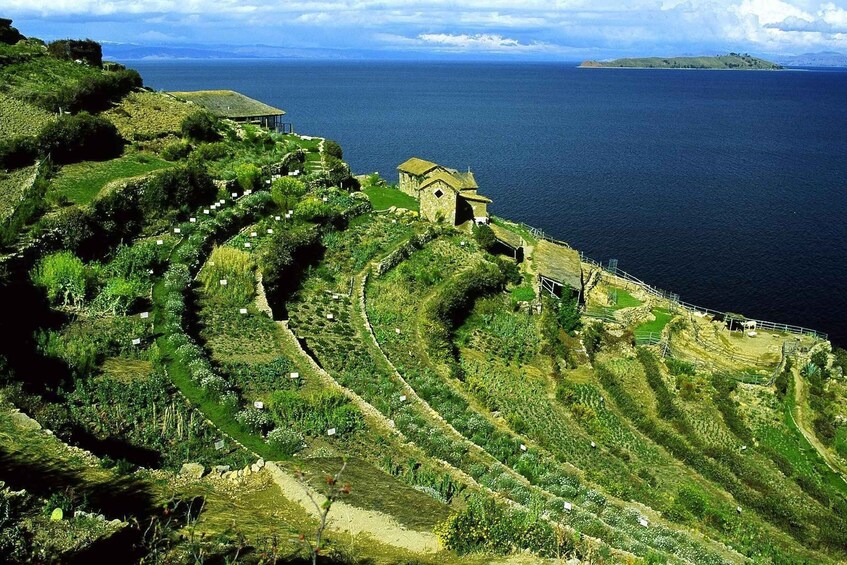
left=129, top=60, right=847, bottom=345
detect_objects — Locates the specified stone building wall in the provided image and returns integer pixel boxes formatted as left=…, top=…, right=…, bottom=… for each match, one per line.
left=420, top=180, right=458, bottom=224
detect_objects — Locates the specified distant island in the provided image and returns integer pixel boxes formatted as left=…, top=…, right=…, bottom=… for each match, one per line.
left=580, top=53, right=782, bottom=70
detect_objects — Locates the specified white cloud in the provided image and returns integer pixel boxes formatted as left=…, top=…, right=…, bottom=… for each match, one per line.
left=3, top=0, right=847, bottom=55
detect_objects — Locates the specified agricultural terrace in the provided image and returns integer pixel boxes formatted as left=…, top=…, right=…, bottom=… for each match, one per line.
left=2, top=28, right=846, bottom=562
left=103, top=91, right=195, bottom=141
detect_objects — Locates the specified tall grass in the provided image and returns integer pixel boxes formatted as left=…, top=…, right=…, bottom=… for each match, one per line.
left=197, top=245, right=255, bottom=305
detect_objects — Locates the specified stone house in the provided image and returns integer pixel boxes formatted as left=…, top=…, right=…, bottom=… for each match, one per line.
left=397, top=157, right=492, bottom=226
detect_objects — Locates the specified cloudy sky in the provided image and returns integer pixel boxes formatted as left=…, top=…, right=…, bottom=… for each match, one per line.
left=3, top=0, right=846, bottom=59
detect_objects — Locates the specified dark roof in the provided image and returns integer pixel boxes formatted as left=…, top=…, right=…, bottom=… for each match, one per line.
left=534, top=240, right=583, bottom=290
left=168, top=90, right=285, bottom=119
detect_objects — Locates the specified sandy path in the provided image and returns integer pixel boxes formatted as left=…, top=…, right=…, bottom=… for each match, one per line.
left=263, top=461, right=439, bottom=553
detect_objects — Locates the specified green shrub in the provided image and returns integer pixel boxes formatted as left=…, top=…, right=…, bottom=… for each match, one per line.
left=161, top=139, right=192, bottom=161
left=234, top=162, right=261, bottom=192
left=323, top=139, right=343, bottom=159
left=270, top=176, right=306, bottom=210
left=0, top=135, right=38, bottom=170
left=180, top=111, right=220, bottom=142
left=38, top=112, right=123, bottom=164
left=435, top=495, right=573, bottom=558
left=472, top=223, right=496, bottom=251
left=192, top=141, right=229, bottom=162
left=269, top=389, right=362, bottom=436
left=140, top=162, right=216, bottom=217
left=666, top=357, right=695, bottom=376
left=510, top=285, right=535, bottom=302
left=31, top=251, right=87, bottom=307
left=266, top=427, right=304, bottom=456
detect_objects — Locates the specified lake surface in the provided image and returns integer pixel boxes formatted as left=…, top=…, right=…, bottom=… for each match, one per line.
left=129, top=60, right=847, bottom=345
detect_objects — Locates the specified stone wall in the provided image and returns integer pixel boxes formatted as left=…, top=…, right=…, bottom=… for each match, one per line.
left=420, top=180, right=457, bottom=224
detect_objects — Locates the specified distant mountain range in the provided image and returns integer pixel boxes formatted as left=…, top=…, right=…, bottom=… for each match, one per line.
left=773, top=52, right=847, bottom=67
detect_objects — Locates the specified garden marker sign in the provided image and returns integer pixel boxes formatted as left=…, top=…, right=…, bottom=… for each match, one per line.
left=290, top=372, right=299, bottom=379
left=327, top=428, right=336, bottom=436
left=156, top=240, right=163, bottom=245
left=239, top=308, right=248, bottom=315
left=140, top=312, right=149, bottom=319
left=131, top=338, right=141, bottom=345
left=220, top=279, right=228, bottom=286
left=564, top=502, right=572, bottom=511
left=173, top=228, right=181, bottom=234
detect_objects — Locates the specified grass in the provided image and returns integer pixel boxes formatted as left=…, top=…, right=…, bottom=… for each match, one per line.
left=0, top=92, right=54, bottom=138
left=362, top=186, right=420, bottom=211
left=294, top=456, right=451, bottom=531
left=490, top=216, right=538, bottom=245
left=0, top=164, right=38, bottom=222
left=52, top=153, right=173, bottom=204
left=103, top=91, right=194, bottom=141
left=635, top=307, right=674, bottom=334
left=609, top=288, right=642, bottom=309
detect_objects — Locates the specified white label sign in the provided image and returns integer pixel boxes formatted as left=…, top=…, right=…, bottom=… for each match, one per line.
left=244, top=242, right=251, bottom=248
left=239, top=308, right=248, bottom=314
left=253, top=401, right=264, bottom=410
left=190, top=217, right=196, bottom=223
left=267, top=229, right=273, bottom=234
left=204, top=209, right=210, bottom=214
left=156, top=239, right=163, bottom=245
left=639, top=518, right=649, bottom=527
left=520, top=444, right=527, bottom=452
left=327, top=428, right=336, bottom=436
left=220, top=279, right=228, bottom=286
left=290, top=372, right=299, bottom=379
left=131, top=338, right=141, bottom=345
left=140, top=312, right=149, bottom=319
left=399, top=395, right=407, bottom=402
left=275, top=216, right=281, bottom=221
left=564, top=502, right=572, bottom=511
left=250, top=232, right=257, bottom=237
left=326, top=313, right=334, bottom=320
left=173, top=228, right=181, bottom=234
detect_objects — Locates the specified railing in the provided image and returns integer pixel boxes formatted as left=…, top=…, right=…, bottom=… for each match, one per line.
left=514, top=218, right=829, bottom=342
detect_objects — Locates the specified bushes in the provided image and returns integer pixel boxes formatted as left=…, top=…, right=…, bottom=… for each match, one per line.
left=323, top=139, right=342, bottom=159
left=0, top=136, right=38, bottom=170
left=31, top=251, right=88, bottom=307
left=180, top=111, right=220, bottom=142
left=140, top=162, right=216, bottom=217
left=270, top=176, right=306, bottom=210
left=266, top=427, right=304, bottom=456
left=161, top=140, right=192, bottom=161
left=38, top=112, right=123, bottom=164
left=259, top=225, right=321, bottom=292
left=435, top=495, right=574, bottom=558
left=234, top=162, right=261, bottom=192
left=472, top=223, right=496, bottom=252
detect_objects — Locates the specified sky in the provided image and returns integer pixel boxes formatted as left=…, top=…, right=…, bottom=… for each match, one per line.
left=2, top=0, right=847, bottom=59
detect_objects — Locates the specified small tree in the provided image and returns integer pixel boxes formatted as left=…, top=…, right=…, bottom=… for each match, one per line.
left=234, top=163, right=261, bottom=192
left=556, top=290, right=581, bottom=335
left=323, top=139, right=342, bottom=160
left=270, top=176, right=307, bottom=210
left=473, top=223, right=496, bottom=252
left=295, top=461, right=351, bottom=565
left=180, top=111, right=220, bottom=142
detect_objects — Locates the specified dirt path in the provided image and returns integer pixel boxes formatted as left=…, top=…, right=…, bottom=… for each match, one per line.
left=263, top=462, right=439, bottom=553
left=792, top=369, right=847, bottom=483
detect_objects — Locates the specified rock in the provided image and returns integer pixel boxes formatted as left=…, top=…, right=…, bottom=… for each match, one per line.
left=251, top=463, right=260, bottom=473
left=180, top=463, right=206, bottom=479
left=256, top=458, right=265, bottom=469
left=567, top=559, right=581, bottom=565
left=243, top=465, right=252, bottom=476
left=213, top=465, right=231, bottom=476
left=10, top=410, right=41, bottom=431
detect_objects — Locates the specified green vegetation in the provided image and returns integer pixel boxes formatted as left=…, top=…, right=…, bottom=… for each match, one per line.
left=635, top=307, right=674, bottom=334
left=2, top=22, right=846, bottom=565
left=581, top=53, right=783, bottom=70
left=51, top=153, right=172, bottom=204
left=362, top=185, right=420, bottom=211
